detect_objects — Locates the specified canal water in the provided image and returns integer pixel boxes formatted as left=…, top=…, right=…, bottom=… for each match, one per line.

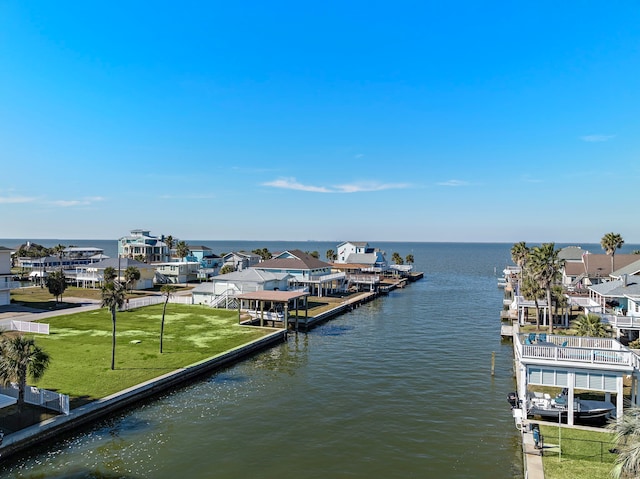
left=0, top=242, right=522, bottom=478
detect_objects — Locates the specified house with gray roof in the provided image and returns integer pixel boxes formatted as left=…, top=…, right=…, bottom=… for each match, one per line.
left=334, top=241, right=388, bottom=272
left=222, top=251, right=261, bottom=271
left=562, top=253, right=639, bottom=291
left=192, top=269, right=293, bottom=308
left=255, top=250, right=345, bottom=297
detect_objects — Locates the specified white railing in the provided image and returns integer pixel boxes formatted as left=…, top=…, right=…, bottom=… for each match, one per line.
left=346, top=274, right=380, bottom=284
left=308, top=272, right=346, bottom=282
left=0, top=385, right=69, bottom=415
left=521, top=344, right=631, bottom=366
left=602, top=314, right=640, bottom=329
left=0, top=319, right=50, bottom=334
left=516, top=333, right=636, bottom=368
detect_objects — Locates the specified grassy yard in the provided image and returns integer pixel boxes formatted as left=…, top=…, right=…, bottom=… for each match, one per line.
left=10, top=285, right=192, bottom=310
left=540, top=425, right=617, bottom=478
left=27, top=304, right=270, bottom=407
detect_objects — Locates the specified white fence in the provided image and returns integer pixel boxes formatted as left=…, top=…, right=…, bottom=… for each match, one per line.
left=0, top=384, right=69, bottom=415
left=0, top=319, right=50, bottom=334
left=124, top=295, right=193, bottom=309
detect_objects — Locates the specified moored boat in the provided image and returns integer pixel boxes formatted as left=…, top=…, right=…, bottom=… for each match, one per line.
left=508, top=390, right=615, bottom=423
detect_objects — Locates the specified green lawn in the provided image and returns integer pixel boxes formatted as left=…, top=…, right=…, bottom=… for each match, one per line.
left=540, top=425, right=617, bottom=479
left=28, top=304, right=270, bottom=406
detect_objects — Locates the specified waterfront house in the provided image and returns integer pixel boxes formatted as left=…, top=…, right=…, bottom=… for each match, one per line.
left=585, top=267, right=640, bottom=339
left=75, top=258, right=155, bottom=289
left=254, top=250, right=345, bottom=297
left=184, top=245, right=222, bottom=279
left=334, top=241, right=389, bottom=270
left=562, top=253, right=638, bottom=291
left=192, top=269, right=293, bottom=308
left=186, top=245, right=222, bottom=268
left=155, top=261, right=200, bottom=284
left=118, top=229, right=170, bottom=263
left=222, top=251, right=261, bottom=271
left=513, top=332, right=640, bottom=426
left=0, top=246, right=19, bottom=306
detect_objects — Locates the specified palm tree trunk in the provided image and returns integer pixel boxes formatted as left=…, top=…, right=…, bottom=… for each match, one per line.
left=111, top=307, right=117, bottom=370
left=18, top=376, right=26, bottom=413
left=547, top=288, right=553, bottom=334
left=160, top=299, right=168, bottom=353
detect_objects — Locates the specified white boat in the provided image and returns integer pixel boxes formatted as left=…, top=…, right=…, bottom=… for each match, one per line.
left=246, top=310, right=284, bottom=321
left=508, top=390, right=615, bottom=423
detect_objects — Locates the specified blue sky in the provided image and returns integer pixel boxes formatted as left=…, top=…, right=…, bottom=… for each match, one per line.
left=1, top=1, right=639, bottom=243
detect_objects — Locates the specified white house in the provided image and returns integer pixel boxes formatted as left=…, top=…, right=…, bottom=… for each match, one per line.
left=222, top=251, right=261, bottom=271
left=254, top=250, right=345, bottom=297
left=334, top=241, right=388, bottom=271
left=0, top=246, right=19, bottom=306
left=118, top=229, right=170, bottom=263
left=155, top=261, right=200, bottom=284
left=75, top=258, right=155, bottom=289
left=192, top=269, right=292, bottom=308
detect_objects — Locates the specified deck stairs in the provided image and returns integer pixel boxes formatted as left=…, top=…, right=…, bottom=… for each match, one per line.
left=211, top=289, right=238, bottom=309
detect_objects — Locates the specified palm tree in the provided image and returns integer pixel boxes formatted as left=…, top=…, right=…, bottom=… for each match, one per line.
left=510, top=241, right=529, bottom=294
left=405, top=254, right=414, bottom=264
left=124, top=266, right=141, bottom=292
left=529, top=243, right=564, bottom=333
left=165, top=235, right=174, bottom=260
left=101, top=282, right=126, bottom=370
left=159, top=284, right=177, bottom=353
left=326, top=249, right=335, bottom=262
left=176, top=241, right=190, bottom=261
left=0, top=335, right=50, bottom=412
left=608, top=407, right=640, bottom=478
left=103, top=266, right=117, bottom=284
left=601, top=232, right=625, bottom=273
left=391, top=252, right=404, bottom=265
left=521, top=271, right=545, bottom=329
left=571, top=313, right=611, bottom=338
left=252, top=248, right=272, bottom=261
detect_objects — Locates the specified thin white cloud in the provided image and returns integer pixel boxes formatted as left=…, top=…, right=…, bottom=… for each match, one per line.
left=159, top=194, right=216, bottom=200
left=354, top=153, right=365, bottom=159
left=437, top=179, right=470, bottom=187
left=580, top=134, right=616, bottom=142
left=263, top=177, right=410, bottom=193
left=49, top=197, right=105, bottom=207
left=0, top=196, right=37, bottom=204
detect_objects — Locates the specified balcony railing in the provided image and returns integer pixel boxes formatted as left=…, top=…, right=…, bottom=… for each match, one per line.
left=516, top=333, right=640, bottom=370
left=601, top=314, right=640, bottom=329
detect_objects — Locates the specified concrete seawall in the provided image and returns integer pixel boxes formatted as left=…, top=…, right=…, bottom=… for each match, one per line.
left=0, top=329, right=287, bottom=460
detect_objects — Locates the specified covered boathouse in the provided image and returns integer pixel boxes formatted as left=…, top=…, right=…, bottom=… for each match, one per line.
left=513, top=332, right=640, bottom=425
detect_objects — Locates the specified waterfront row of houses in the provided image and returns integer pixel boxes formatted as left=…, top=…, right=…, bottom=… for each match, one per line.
left=1, top=231, right=411, bottom=307
left=502, top=246, right=640, bottom=428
